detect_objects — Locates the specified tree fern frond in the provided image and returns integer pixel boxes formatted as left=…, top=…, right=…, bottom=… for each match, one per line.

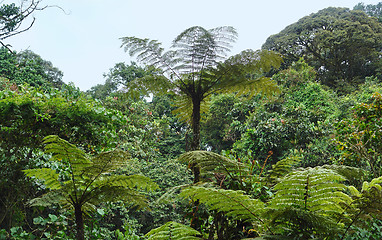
left=124, top=74, right=172, bottom=99
left=211, top=49, right=282, bottom=97
left=322, top=165, right=365, bottom=185
left=180, top=186, right=265, bottom=223
left=267, top=207, right=343, bottom=237
left=28, top=190, right=65, bottom=207
left=23, top=168, right=61, bottom=190
left=120, top=37, right=182, bottom=82
left=43, top=135, right=91, bottom=168
left=171, top=26, right=238, bottom=76
left=178, top=150, right=249, bottom=180
left=269, top=167, right=351, bottom=215
left=346, top=176, right=382, bottom=224
left=94, top=174, right=159, bottom=192
left=266, top=155, right=302, bottom=184
left=90, top=149, right=130, bottom=174
left=145, top=221, right=202, bottom=240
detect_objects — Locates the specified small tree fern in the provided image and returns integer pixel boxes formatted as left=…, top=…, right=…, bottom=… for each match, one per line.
left=145, top=221, right=202, bottom=240
left=23, top=135, right=158, bottom=240
left=266, top=166, right=352, bottom=239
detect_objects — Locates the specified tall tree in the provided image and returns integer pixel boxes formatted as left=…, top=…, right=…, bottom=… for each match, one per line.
left=120, top=26, right=282, bottom=157
left=262, top=7, right=382, bottom=92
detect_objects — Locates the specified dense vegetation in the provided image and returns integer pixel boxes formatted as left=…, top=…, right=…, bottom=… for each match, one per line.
left=2, top=1, right=382, bottom=239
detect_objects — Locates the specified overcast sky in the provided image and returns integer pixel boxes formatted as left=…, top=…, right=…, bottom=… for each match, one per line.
left=4, top=0, right=381, bottom=90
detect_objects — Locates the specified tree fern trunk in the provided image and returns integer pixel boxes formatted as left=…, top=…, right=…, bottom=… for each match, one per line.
left=191, top=96, right=201, bottom=184
left=190, top=97, right=201, bottom=151
left=74, top=204, right=85, bottom=240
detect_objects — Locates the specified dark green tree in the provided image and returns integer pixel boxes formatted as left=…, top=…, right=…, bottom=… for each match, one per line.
left=16, top=50, right=64, bottom=89
left=262, top=7, right=382, bottom=92
left=0, top=47, right=64, bottom=90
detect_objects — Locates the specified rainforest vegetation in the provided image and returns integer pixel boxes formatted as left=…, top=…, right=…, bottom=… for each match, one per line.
left=2, top=1, right=382, bottom=239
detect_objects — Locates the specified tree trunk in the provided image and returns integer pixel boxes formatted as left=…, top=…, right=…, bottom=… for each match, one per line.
left=190, top=97, right=201, bottom=151
left=191, top=97, right=201, bottom=184
left=74, top=204, right=85, bottom=240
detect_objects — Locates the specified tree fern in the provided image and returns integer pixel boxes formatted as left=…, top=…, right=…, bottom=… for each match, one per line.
left=145, top=221, right=202, bottom=240
left=266, top=166, right=352, bottom=238
left=121, top=26, right=282, bottom=155
left=23, top=135, right=158, bottom=240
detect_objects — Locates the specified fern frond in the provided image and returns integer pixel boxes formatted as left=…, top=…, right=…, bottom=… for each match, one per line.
left=178, top=150, right=249, bottom=180
left=28, top=190, right=65, bottom=207
left=266, top=155, right=302, bottom=184
left=43, top=135, right=91, bottom=171
left=94, top=174, right=159, bottom=192
left=124, top=74, right=172, bottom=99
left=347, top=176, right=382, bottom=221
left=145, top=221, right=202, bottom=240
left=89, top=149, right=130, bottom=174
left=23, top=168, right=61, bottom=190
left=180, top=186, right=265, bottom=223
left=269, top=167, right=351, bottom=215
left=212, top=50, right=282, bottom=97
left=267, top=207, right=343, bottom=237
left=322, top=165, right=365, bottom=184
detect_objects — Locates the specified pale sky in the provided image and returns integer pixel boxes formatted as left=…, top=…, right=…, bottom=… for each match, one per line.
left=4, top=0, right=381, bottom=90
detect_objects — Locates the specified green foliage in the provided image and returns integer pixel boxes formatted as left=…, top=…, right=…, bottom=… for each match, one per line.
left=0, top=48, right=64, bottom=90
left=266, top=155, right=302, bottom=185
left=233, top=61, right=339, bottom=166
left=335, top=92, right=382, bottom=178
left=201, top=93, right=259, bottom=152
left=354, top=2, right=382, bottom=23
left=345, top=176, right=382, bottom=237
left=263, top=7, right=382, bottom=92
left=88, top=62, right=153, bottom=100
left=145, top=221, right=202, bottom=240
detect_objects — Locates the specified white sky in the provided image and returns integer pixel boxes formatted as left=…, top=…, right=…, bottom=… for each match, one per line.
left=4, top=0, right=381, bottom=90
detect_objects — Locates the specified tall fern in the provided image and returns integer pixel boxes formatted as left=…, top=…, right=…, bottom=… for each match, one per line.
left=24, top=135, right=158, bottom=240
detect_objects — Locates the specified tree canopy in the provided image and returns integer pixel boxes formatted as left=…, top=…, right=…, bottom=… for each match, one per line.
left=262, top=7, right=382, bottom=92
